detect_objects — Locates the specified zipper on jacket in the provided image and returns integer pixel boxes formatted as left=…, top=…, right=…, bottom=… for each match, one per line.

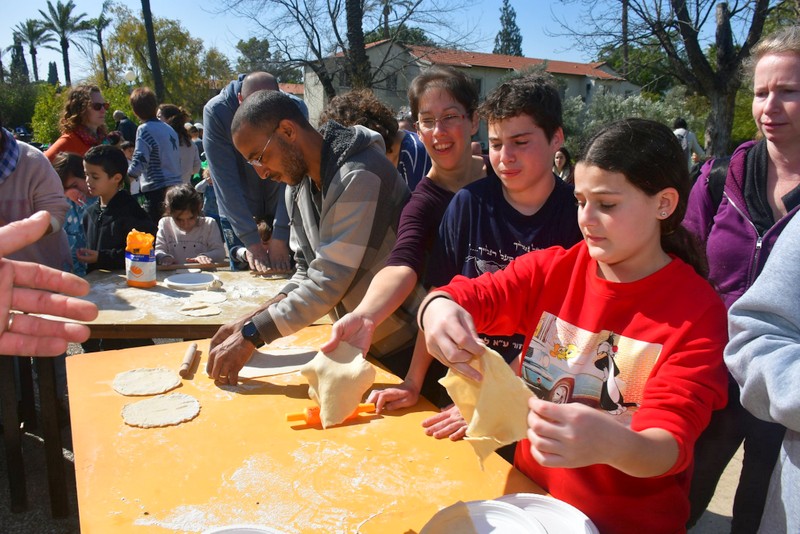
left=723, top=194, right=764, bottom=287
left=748, top=236, right=763, bottom=287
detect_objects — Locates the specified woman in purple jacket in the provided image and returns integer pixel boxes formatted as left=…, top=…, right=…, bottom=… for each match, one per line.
left=683, top=25, right=800, bottom=533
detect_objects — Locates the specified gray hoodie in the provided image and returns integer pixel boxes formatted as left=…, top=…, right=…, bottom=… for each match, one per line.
left=252, top=122, right=422, bottom=357
left=726, top=212, right=800, bottom=533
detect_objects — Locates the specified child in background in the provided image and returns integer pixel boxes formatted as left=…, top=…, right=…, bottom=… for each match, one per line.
left=417, top=119, right=728, bottom=533
left=52, top=152, right=96, bottom=276
left=194, top=167, right=221, bottom=231
left=128, top=87, right=183, bottom=223
left=158, top=104, right=201, bottom=185
left=120, top=140, right=135, bottom=162
left=229, top=218, right=272, bottom=269
left=155, top=184, right=225, bottom=266
left=120, top=140, right=141, bottom=200
left=77, top=145, right=157, bottom=272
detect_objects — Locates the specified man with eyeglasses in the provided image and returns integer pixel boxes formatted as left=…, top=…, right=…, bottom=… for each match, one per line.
left=203, top=71, right=307, bottom=274
left=206, top=90, right=421, bottom=386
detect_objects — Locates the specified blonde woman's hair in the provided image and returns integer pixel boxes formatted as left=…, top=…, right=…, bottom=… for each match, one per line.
left=742, top=25, right=800, bottom=83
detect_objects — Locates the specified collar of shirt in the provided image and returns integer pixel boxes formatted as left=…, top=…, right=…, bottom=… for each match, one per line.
left=0, top=128, right=20, bottom=185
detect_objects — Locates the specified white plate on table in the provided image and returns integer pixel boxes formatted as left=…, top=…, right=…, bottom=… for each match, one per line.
left=495, top=493, right=599, bottom=534
left=421, top=499, right=546, bottom=533
left=164, top=272, right=219, bottom=290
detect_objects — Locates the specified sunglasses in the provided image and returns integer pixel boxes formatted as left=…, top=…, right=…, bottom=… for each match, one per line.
left=89, top=102, right=110, bottom=111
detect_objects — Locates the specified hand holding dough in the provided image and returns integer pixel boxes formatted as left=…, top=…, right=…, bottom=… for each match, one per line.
left=300, top=342, right=376, bottom=428
left=439, top=346, right=532, bottom=466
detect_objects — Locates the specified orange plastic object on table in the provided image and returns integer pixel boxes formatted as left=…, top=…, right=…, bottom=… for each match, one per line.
left=125, top=229, right=156, bottom=288
left=286, top=402, right=376, bottom=426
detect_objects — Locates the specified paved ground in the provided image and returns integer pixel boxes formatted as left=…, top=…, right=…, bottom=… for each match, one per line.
left=0, top=343, right=743, bottom=533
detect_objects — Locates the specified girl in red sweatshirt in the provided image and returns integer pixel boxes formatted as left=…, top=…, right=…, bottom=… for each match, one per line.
left=418, top=118, right=728, bottom=534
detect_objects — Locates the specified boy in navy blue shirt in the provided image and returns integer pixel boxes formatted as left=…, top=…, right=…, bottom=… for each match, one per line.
left=370, top=74, right=583, bottom=441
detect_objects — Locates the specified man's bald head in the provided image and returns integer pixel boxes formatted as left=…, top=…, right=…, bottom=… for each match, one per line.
left=240, top=72, right=279, bottom=100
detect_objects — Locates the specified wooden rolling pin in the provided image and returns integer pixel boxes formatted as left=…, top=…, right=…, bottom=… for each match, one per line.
left=157, top=262, right=228, bottom=271
left=178, top=343, right=199, bottom=378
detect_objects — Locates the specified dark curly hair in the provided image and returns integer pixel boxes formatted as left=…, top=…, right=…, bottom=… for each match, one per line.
left=59, top=84, right=106, bottom=134
left=478, top=73, right=562, bottom=142
left=319, top=89, right=399, bottom=154
left=158, top=104, right=192, bottom=147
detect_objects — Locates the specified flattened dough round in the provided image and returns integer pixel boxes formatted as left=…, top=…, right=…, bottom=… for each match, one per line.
left=178, top=302, right=222, bottom=316
left=190, top=290, right=228, bottom=304
left=121, top=392, right=200, bottom=428
left=113, top=367, right=181, bottom=396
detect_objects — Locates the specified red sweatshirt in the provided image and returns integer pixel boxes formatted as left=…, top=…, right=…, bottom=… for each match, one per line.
left=440, top=242, right=728, bottom=534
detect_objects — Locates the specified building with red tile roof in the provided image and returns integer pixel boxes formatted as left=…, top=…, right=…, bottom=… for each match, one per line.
left=304, top=41, right=639, bottom=145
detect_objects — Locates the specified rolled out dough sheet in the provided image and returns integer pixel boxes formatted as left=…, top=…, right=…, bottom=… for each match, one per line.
left=439, top=346, right=533, bottom=466
left=113, top=368, right=181, bottom=396
left=238, top=347, right=318, bottom=379
left=178, top=302, right=222, bottom=316
left=300, top=342, right=376, bottom=428
left=189, top=291, right=228, bottom=304
left=121, top=392, right=201, bottom=428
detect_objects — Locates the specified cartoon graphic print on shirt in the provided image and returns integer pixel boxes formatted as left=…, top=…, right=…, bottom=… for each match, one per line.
left=460, top=241, right=550, bottom=363
left=593, top=332, right=637, bottom=415
left=465, top=241, right=539, bottom=276
left=521, top=312, right=662, bottom=424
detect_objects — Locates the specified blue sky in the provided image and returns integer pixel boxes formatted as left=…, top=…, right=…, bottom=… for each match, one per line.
left=3, top=0, right=592, bottom=83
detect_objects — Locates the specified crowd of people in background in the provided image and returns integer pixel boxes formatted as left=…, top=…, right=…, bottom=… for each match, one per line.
left=2, top=23, right=799, bottom=534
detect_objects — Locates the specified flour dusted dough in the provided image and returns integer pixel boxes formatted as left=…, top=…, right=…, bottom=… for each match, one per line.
left=121, top=392, right=201, bottom=428
left=113, top=367, right=181, bottom=396
left=189, top=291, right=228, bottom=304
left=178, top=302, right=222, bottom=316
left=239, top=347, right=318, bottom=379
left=300, top=342, right=376, bottom=428
left=439, top=346, right=533, bottom=467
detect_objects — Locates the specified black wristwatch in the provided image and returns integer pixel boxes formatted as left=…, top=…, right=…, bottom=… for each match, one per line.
left=240, top=320, right=264, bottom=347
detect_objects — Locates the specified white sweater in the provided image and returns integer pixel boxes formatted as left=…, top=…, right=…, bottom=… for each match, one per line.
left=155, top=216, right=225, bottom=264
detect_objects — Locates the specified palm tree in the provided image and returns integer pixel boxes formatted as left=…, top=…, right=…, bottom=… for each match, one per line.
left=0, top=48, right=6, bottom=84
left=38, top=0, right=90, bottom=86
left=345, top=0, right=371, bottom=89
left=86, top=0, right=113, bottom=87
left=141, top=0, right=165, bottom=100
left=13, top=19, right=55, bottom=82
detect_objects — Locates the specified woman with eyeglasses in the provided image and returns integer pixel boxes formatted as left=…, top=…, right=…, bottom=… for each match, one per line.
left=321, top=65, right=493, bottom=394
left=45, top=84, right=109, bottom=162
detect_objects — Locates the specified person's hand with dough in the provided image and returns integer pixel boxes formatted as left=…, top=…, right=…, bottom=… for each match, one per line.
left=419, top=292, right=485, bottom=382
left=157, top=254, right=175, bottom=266
left=367, top=379, right=420, bottom=413
left=188, top=254, right=213, bottom=265
left=207, top=294, right=286, bottom=385
left=422, top=404, right=468, bottom=441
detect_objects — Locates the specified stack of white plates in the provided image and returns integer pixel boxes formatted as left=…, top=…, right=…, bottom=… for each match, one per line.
left=421, top=494, right=599, bottom=533
left=496, top=493, right=599, bottom=533
left=420, top=500, right=546, bottom=533
left=164, top=272, right=219, bottom=290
